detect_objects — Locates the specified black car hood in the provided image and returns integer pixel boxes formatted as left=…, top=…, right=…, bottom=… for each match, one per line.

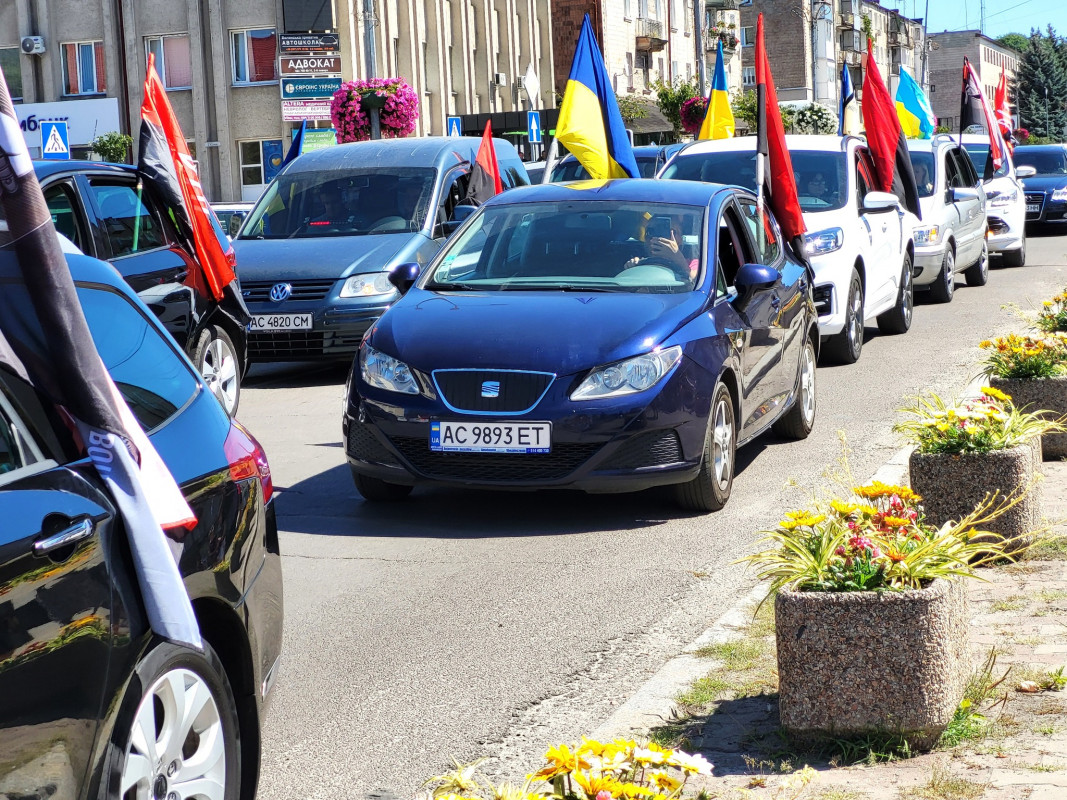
left=1020, top=174, right=1067, bottom=193
left=232, top=234, right=422, bottom=281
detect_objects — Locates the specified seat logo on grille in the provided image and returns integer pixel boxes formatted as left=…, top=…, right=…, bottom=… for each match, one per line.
left=481, top=380, right=501, bottom=398
left=269, top=283, right=293, bottom=303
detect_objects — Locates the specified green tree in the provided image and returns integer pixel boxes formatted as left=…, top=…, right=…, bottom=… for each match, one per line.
left=1016, top=28, right=1067, bottom=139
left=90, top=131, right=133, bottom=163
left=651, top=78, right=697, bottom=138
left=615, top=94, right=650, bottom=124
left=997, top=33, right=1029, bottom=54
left=731, top=90, right=758, bottom=128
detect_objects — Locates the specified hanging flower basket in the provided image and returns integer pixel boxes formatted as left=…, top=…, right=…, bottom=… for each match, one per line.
left=680, top=96, right=708, bottom=136
left=330, top=78, right=419, bottom=143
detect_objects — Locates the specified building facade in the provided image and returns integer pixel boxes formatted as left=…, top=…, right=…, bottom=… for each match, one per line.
left=0, top=1, right=554, bottom=202
left=927, top=30, right=1020, bottom=132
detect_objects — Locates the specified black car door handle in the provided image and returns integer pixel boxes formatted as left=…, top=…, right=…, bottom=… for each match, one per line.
left=33, top=517, right=95, bottom=556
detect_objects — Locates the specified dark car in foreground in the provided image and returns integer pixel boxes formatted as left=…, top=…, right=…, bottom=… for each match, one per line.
left=344, top=179, right=819, bottom=512
left=1014, top=144, right=1067, bottom=228
left=0, top=245, right=282, bottom=800
left=35, top=161, right=248, bottom=416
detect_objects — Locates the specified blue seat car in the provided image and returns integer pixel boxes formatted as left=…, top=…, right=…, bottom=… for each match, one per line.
left=233, top=136, right=529, bottom=362
left=343, top=179, right=819, bottom=512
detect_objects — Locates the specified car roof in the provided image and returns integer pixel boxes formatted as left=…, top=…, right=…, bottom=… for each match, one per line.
left=284, top=136, right=519, bottom=173
left=33, top=160, right=135, bottom=180
left=1015, top=144, right=1066, bottom=152
left=673, top=134, right=855, bottom=155
left=483, top=178, right=731, bottom=206
left=558, top=145, right=671, bottom=164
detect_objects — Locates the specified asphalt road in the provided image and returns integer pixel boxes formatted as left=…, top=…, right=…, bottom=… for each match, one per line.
left=243, top=232, right=1067, bottom=799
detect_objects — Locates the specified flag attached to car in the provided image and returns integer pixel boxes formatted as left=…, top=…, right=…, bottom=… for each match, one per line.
left=466, top=121, right=503, bottom=205
left=698, top=40, right=735, bottom=140
left=555, top=14, right=640, bottom=180
left=895, top=65, right=937, bottom=139
left=960, top=57, right=1005, bottom=179
left=282, top=118, right=307, bottom=169
left=994, top=72, right=1014, bottom=142
left=839, top=62, right=860, bottom=136
left=0, top=66, right=201, bottom=649
left=861, top=40, right=922, bottom=219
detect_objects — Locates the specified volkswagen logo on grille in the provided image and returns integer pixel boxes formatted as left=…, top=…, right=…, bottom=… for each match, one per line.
left=481, top=380, right=501, bottom=398
left=269, top=283, right=293, bottom=303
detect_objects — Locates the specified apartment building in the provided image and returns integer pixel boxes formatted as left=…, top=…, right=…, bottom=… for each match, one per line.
left=0, top=0, right=554, bottom=202
left=927, top=30, right=1020, bottom=131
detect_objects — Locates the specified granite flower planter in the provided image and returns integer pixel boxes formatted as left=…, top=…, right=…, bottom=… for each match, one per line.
left=775, top=579, right=968, bottom=750
left=989, top=375, right=1067, bottom=460
left=909, top=444, right=1038, bottom=550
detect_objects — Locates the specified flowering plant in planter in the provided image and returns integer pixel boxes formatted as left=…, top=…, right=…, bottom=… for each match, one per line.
left=679, top=96, right=707, bottom=135
left=979, top=332, right=1067, bottom=380
left=1035, top=292, right=1067, bottom=333
left=330, top=77, right=419, bottom=142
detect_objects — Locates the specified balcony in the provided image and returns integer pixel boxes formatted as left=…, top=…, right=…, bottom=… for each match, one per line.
left=888, top=30, right=904, bottom=47
left=707, top=29, right=739, bottom=53
left=837, top=11, right=855, bottom=28
left=636, top=18, right=667, bottom=52
left=705, top=0, right=742, bottom=9
left=840, top=29, right=863, bottom=52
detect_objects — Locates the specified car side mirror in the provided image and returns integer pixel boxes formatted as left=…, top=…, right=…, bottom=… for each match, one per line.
left=440, top=203, right=478, bottom=237
left=862, top=191, right=900, bottom=213
left=950, top=187, right=980, bottom=203
left=388, top=262, right=421, bottom=295
left=1016, top=165, right=1037, bottom=178
left=732, top=262, right=778, bottom=313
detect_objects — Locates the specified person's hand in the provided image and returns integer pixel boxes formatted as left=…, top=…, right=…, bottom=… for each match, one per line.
left=648, top=232, right=679, bottom=257
left=623, top=256, right=641, bottom=269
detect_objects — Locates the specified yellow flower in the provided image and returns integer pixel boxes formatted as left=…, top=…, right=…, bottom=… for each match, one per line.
left=633, top=747, right=667, bottom=766
left=577, top=738, right=606, bottom=757
left=1044, top=300, right=1054, bottom=307
left=533, top=744, right=590, bottom=780
left=830, top=499, right=857, bottom=515
left=981, top=386, right=1011, bottom=402
left=779, top=513, right=826, bottom=530
left=573, top=772, right=621, bottom=799
left=617, top=784, right=656, bottom=799
left=883, top=516, right=911, bottom=527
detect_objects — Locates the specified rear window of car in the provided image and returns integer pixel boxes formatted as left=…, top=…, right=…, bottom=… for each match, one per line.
left=76, top=284, right=199, bottom=431
left=550, top=156, right=660, bottom=182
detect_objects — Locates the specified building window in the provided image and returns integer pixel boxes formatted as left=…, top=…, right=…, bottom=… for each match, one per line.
left=672, top=60, right=679, bottom=79
left=686, top=63, right=692, bottom=81
left=671, top=0, right=680, bottom=30
left=624, top=0, right=631, bottom=19
left=658, top=57, right=664, bottom=78
left=685, top=0, right=693, bottom=34
left=639, top=0, right=648, bottom=18
left=0, top=48, right=22, bottom=99
left=626, top=52, right=634, bottom=90
left=231, top=29, right=277, bottom=85
left=62, top=41, right=106, bottom=95
left=742, top=66, right=755, bottom=86
left=741, top=26, right=755, bottom=47
left=145, top=34, right=192, bottom=89
left=239, top=139, right=283, bottom=188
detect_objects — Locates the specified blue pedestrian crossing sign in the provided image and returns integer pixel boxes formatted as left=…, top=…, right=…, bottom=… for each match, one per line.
left=41, top=121, right=70, bottom=160
left=527, top=111, right=542, bottom=144
left=447, top=116, right=462, bottom=138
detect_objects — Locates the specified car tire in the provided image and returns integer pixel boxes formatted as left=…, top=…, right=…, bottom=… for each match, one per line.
left=929, top=247, right=956, bottom=304
left=675, top=381, right=735, bottom=513
left=351, top=467, right=414, bottom=501
left=193, top=325, right=241, bottom=417
left=823, top=269, right=863, bottom=364
left=772, top=336, right=817, bottom=440
left=102, top=640, right=241, bottom=800
left=876, top=253, right=914, bottom=335
left=1000, top=237, right=1026, bottom=267
left=964, top=242, right=989, bottom=287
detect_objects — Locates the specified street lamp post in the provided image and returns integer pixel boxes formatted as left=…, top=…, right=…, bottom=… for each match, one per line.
left=1046, top=86, right=1050, bottom=138
left=363, top=0, right=381, bottom=140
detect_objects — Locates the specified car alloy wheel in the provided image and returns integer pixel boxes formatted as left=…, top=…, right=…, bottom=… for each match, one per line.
left=877, top=254, right=913, bottom=335
left=674, top=381, right=736, bottom=512
left=197, top=327, right=240, bottom=417
left=773, top=337, right=817, bottom=440
left=710, top=392, right=734, bottom=492
left=930, top=248, right=955, bottom=304
left=965, top=242, right=989, bottom=287
left=824, top=269, right=863, bottom=364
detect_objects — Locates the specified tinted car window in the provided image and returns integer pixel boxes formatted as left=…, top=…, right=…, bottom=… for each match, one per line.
left=76, top=285, right=198, bottom=430
left=43, top=184, right=85, bottom=250
left=953, top=148, right=981, bottom=186
left=962, top=143, right=1009, bottom=179
left=88, top=182, right=168, bottom=257
left=908, top=151, right=936, bottom=197
left=737, top=199, right=782, bottom=266
left=1013, top=148, right=1067, bottom=175
left=0, top=395, right=40, bottom=478
left=550, top=156, right=660, bottom=181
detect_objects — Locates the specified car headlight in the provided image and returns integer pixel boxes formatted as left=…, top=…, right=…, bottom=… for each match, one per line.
left=988, top=189, right=1018, bottom=207
left=913, top=224, right=941, bottom=245
left=359, top=344, right=419, bottom=394
left=804, top=227, right=844, bottom=256
left=1052, top=188, right=1067, bottom=202
left=340, top=272, right=396, bottom=298
left=571, top=346, right=683, bottom=400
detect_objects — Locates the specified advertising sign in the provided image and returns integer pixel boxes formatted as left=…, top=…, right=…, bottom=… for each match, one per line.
left=281, top=100, right=332, bottom=122
left=15, top=97, right=121, bottom=153
left=301, top=129, right=338, bottom=153
left=280, top=55, right=342, bottom=76
left=281, top=77, right=342, bottom=100
left=279, top=33, right=339, bottom=54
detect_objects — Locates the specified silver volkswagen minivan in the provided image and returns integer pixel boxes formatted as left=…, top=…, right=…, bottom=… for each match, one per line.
left=233, top=137, right=529, bottom=362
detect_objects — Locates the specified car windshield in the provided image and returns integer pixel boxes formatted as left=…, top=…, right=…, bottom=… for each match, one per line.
left=661, top=150, right=848, bottom=211
left=962, top=143, right=1009, bottom=179
left=550, top=156, right=660, bottom=182
left=908, top=151, right=936, bottom=197
left=239, top=166, right=437, bottom=239
left=1014, top=149, right=1067, bottom=175
left=424, top=200, right=705, bottom=294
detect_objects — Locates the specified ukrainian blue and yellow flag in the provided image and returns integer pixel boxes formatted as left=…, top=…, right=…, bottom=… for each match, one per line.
left=698, top=40, right=735, bottom=140
left=556, top=15, right=640, bottom=179
left=895, top=65, right=937, bottom=139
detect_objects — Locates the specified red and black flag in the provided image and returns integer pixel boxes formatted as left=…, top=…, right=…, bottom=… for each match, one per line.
left=139, top=54, right=248, bottom=324
left=754, top=13, right=806, bottom=254
left=862, top=41, right=922, bottom=219
left=961, top=57, right=1006, bottom=179
left=0, top=67, right=200, bottom=647
left=466, top=121, right=503, bottom=206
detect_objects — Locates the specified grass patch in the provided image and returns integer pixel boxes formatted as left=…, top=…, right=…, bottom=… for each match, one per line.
left=1023, top=533, right=1067, bottom=560
left=939, top=650, right=1009, bottom=748
left=1016, top=761, right=1065, bottom=772
left=991, top=595, right=1027, bottom=612
left=1034, top=722, right=1058, bottom=735
left=693, top=639, right=764, bottom=670
left=809, top=790, right=870, bottom=800
left=676, top=675, right=733, bottom=706
left=1039, top=588, right=1067, bottom=603
left=1010, top=664, right=1067, bottom=691
left=898, top=764, right=987, bottom=800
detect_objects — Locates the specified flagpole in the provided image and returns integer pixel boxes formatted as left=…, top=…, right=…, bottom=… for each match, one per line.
left=541, top=136, right=559, bottom=184
left=755, top=152, right=766, bottom=251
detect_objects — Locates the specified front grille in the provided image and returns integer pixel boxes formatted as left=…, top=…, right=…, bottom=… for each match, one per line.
left=813, top=285, right=833, bottom=317
left=389, top=436, right=601, bottom=482
left=432, top=370, right=555, bottom=414
left=1026, top=192, right=1045, bottom=219
left=241, top=278, right=336, bottom=302
left=249, top=328, right=364, bottom=360
left=601, top=430, right=684, bottom=470
left=346, top=424, right=401, bottom=466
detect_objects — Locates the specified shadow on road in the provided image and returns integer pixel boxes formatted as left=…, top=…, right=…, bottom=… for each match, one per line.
left=245, top=361, right=350, bottom=389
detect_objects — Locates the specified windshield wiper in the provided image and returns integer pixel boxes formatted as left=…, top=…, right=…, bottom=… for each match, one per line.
left=426, top=281, right=490, bottom=291
left=501, top=283, right=625, bottom=292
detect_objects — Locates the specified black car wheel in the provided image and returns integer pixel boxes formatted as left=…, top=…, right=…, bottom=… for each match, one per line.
left=964, top=242, right=989, bottom=287
left=103, top=640, right=241, bottom=800
left=929, top=247, right=956, bottom=304
left=1000, top=237, right=1026, bottom=267
left=824, top=269, right=863, bottom=364
left=675, top=381, right=735, bottom=512
left=351, top=467, right=414, bottom=501
left=194, top=326, right=241, bottom=417
left=877, top=253, right=914, bottom=335
left=772, top=337, right=817, bottom=440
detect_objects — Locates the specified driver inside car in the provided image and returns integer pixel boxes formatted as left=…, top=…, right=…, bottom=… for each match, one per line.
left=622, top=216, right=696, bottom=279
left=311, top=184, right=359, bottom=227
